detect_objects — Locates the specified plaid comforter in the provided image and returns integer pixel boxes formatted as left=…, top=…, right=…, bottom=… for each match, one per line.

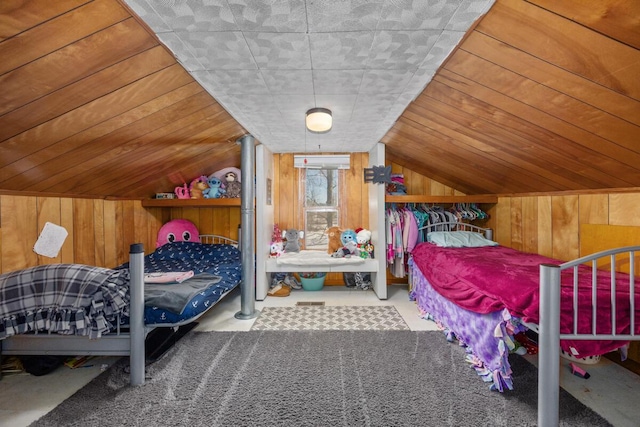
left=0, top=264, right=129, bottom=339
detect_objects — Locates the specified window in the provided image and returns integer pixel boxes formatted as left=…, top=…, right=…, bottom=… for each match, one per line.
left=301, top=168, right=343, bottom=250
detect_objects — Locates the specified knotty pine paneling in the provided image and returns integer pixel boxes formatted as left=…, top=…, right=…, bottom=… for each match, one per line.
left=578, top=194, right=609, bottom=225
left=536, top=196, right=552, bottom=258
left=609, top=193, right=640, bottom=227
left=0, top=194, right=241, bottom=273
left=0, top=195, right=38, bottom=271
left=36, top=197, right=63, bottom=265
left=493, top=191, right=640, bottom=259
left=274, top=153, right=296, bottom=232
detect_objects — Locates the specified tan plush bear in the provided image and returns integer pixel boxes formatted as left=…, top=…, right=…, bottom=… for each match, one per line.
left=189, top=176, right=209, bottom=199
left=326, top=226, right=343, bottom=254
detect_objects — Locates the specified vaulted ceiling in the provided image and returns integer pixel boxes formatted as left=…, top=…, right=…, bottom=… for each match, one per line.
left=1, top=0, right=639, bottom=199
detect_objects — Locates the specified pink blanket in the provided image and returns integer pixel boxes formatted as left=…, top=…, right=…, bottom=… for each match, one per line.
left=411, top=243, right=639, bottom=357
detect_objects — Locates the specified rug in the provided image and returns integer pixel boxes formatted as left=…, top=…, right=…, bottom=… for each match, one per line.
left=250, top=305, right=410, bottom=331
left=31, top=331, right=611, bottom=427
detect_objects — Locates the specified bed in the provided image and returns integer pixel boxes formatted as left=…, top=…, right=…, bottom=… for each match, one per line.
left=408, top=223, right=639, bottom=426
left=0, top=235, right=241, bottom=385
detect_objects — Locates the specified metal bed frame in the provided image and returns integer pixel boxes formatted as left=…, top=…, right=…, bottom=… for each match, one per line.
left=416, top=222, right=639, bottom=426
left=417, top=221, right=494, bottom=240
left=0, top=235, right=239, bottom=386
left=539, top=246, right=639, bottom=426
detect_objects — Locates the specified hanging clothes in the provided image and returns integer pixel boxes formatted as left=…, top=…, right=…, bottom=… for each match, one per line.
left=385, top=203, right=489, bottom=279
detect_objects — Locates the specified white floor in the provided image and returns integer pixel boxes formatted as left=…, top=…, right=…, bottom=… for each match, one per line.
left=1, top=284, right=639, bottom=427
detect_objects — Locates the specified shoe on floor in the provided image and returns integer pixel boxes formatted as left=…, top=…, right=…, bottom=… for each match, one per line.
left=268, top=281, right=291, bottom=297
left=284, top=274, right=302, bottom=290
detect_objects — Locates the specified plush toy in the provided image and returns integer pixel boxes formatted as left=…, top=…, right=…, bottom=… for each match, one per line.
left=221, top=171, right=241, bottom=198
left=355, top=227, right=372, bottom=258
left=189, top=176, right=209, bottom=199
left=156, top=219, right=200, bottom=248
left=331, top=229, right=357, bottom=258
left=174, top=183, right=190, bottom=199
left=203, top=175, right=224, bottom=199
left=355, top=228, right=371, bottom=245
left=272, top=224, right=283, bottom=243
left=270, top=224, right=284, bottom=257
left=283, top=228, right=303, bottom=253
left=269, top=241, right=284, bottom=258
left=341, top=229, right=357, bottom=247
left=326, top=226, right=343, bottom=254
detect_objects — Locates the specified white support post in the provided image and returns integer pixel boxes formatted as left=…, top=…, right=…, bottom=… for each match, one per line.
left=368, top=142, right=387, bottom=299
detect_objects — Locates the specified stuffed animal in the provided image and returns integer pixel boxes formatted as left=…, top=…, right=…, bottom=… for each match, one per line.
left=331, top=229, right=357, bottom=258
left=156, top=219, right=200, bottom=248
left=355, top=228, right=371, bottom=245
left=189, top=176, right=209, bottom=199
left=269, top=241, right=284, bottom=258
left=270, top=224, right=284, bottom=257
left=272, top=224, right=283, bottom=243
left=283, top=228, right=303, bottom=253
left=326, top=226, right=343, bottom=254
left=221, top=171, right=241, bottom=198
left=340, top=229, right=357, bottom=247
left=203, top=175, right=224, bottom=199
left=355, top=227, right=372, bottom=258
left=174, top=183, right=190, bottom=199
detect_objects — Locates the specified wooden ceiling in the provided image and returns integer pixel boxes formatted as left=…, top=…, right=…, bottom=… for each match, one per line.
left=0, top=0, right=247, bottom=199
left=383, top=0, right=640, bottom=195
left=1, top=0, right=639, bottom=199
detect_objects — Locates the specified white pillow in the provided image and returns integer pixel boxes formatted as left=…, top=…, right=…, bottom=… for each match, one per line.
left=427, top=231, right=498, bottom=248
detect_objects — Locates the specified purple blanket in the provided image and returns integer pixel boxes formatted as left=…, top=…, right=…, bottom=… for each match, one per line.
left=411, top=243, right=639, bottom=358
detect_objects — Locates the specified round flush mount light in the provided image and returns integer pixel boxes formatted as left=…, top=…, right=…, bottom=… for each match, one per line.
left=305, top=108, right=332, bottom=133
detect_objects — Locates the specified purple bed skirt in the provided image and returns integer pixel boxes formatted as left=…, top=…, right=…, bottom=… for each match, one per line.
left=409, top=258, right=525, bottom=391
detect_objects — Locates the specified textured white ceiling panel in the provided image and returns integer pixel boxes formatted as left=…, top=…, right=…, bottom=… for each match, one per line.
left=124, top=0, right=495, bottom=153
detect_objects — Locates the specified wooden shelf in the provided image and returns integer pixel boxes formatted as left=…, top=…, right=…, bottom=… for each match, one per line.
left=141, top=198, right=241, bottom=207
left=385, top=195, right=498, bottom=204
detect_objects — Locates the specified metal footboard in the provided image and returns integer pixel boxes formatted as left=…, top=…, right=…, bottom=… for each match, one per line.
left=1, top=244, right=147, bottom=386
left=538, top=246, right=640, bottom=426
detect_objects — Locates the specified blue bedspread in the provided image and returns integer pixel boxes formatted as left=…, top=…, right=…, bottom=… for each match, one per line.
left=118, top=241, right=242, bottom=325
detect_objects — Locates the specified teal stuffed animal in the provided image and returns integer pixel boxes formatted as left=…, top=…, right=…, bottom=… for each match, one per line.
left=332, top=229, right=357, bottom=257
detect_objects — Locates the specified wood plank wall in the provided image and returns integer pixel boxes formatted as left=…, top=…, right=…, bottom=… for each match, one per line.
left=1, top=167, right=638, bottom=363
left=492, top=192, right=640, bottom=259
left=0, top=194, right=239, bottom=273
left=492, top=191, right=640, bottom=365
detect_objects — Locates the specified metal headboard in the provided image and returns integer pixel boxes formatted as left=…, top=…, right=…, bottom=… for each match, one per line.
left=199, top=234, right=239, bottom=247
left=418, top=221, right=493, bottom=241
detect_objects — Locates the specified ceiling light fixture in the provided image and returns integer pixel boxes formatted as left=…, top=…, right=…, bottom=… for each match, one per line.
left=305, top=108, right=332, bottom=133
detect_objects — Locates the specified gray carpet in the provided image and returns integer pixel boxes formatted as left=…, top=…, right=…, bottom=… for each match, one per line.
left=31, top=331, right=611, bottom=427
left=251, top=306, right=410, bottom=331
